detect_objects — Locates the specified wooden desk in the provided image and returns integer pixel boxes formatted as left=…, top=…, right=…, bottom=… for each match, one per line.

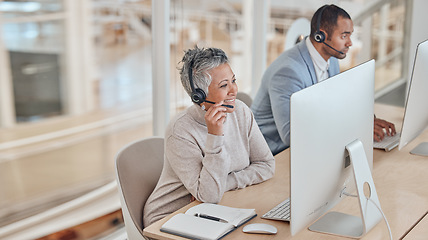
left=144, top=103, right=428, bottom=239
left=402, top=211, right=428, bottom=239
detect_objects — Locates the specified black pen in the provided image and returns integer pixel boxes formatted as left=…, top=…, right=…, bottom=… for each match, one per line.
left=194, top=213, right=228, bottom=223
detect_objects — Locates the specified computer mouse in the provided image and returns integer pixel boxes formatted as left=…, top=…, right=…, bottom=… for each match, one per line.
left=242, top=223, right=277, bottom=234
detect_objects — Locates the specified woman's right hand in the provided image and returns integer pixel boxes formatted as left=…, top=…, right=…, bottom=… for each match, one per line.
left=204, top=101, right=227, bottom=136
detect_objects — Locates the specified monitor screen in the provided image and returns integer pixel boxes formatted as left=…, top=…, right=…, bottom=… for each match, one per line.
left=398, top=39, right=428, bottom=156
left=290, top=60, right=375, bottom=236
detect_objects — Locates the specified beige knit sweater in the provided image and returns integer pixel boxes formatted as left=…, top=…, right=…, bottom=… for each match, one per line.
left=143, top=100, right=275, bottom=227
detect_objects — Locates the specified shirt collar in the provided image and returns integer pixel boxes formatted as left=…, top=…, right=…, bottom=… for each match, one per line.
left=306, top=37, right=330, bottom=79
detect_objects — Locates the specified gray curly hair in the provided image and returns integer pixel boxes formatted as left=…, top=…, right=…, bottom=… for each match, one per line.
left=178, top=46, right=229, bottom=99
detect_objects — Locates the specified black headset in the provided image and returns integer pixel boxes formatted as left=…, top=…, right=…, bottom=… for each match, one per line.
left=187, top=49, right=234, bottom=108
left=314, top=5, right=327, bottom=43
left=188, top=58, right=206, bottom=105
left=313, top=5, right=344, bottom=55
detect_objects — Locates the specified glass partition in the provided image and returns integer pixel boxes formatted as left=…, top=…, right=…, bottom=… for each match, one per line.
left=371, top=0, right=406, bottom=93
left=3, top=20, right=65, bottom=122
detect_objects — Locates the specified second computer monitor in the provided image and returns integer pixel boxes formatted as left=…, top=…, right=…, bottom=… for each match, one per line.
left=398, top=39, right=428, bottom=156
left=290, top=60, right=376, bottom=236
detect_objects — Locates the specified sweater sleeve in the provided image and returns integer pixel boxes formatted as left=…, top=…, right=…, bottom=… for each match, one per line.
left=226, top=108, right=275, bottom=191
left=166, top=132, right=231, bottom=203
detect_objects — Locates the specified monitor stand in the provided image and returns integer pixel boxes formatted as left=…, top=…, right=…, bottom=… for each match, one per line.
left=309, top=139, right=383, bottom=238
left=410, top=142, right=428, bottom=156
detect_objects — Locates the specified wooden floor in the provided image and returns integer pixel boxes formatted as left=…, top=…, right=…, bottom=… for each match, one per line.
left=36, top=210, right=124, bottom=240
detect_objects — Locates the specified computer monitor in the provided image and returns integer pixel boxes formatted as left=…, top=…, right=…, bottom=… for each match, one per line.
left=290, top=60, right=382, bottom=237
left=398, top=39, right=428, bottom=156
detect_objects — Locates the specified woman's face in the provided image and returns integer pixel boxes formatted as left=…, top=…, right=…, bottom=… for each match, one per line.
left=204, top=63, right=238, bottom=113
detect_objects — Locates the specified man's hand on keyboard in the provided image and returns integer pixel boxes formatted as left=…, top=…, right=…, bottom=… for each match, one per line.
left=374, top=117, right=396, bottom=142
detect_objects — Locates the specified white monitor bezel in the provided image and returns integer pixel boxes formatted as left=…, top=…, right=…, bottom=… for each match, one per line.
left=398, top=39, right=428, bottom=155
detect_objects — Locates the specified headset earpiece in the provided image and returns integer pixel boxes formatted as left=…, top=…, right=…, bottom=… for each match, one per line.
left=188, top=58, right=207, bottom=105
left=191, top=88, right=206, bottom=105
left=314, top=5, right=327, bottom=43
left=314, top=31, right=325, bottom=43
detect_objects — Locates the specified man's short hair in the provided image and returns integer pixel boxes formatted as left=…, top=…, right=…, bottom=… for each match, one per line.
left=310, top=4, right=351, bottom=41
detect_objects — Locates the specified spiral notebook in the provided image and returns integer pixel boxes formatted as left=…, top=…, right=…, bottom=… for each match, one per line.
left=160, top=203, right=257, bottom=240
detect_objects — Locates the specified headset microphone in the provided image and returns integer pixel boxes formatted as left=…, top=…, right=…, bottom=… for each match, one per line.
left=188, top=58, right=234, bottom=109
left=314, top=5, right=345, bottom=55
left=323, top=41, right=344, bottom=55
left=205, top=100, right=233, bottom=109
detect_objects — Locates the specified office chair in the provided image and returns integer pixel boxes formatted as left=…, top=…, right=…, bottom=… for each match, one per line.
left=236, top=92, right=253, bottom=107
left=115, top=137, right=164, bottom=240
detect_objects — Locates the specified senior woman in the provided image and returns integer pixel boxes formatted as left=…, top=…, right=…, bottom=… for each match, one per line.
left=143, top=47, right=275, bottom=227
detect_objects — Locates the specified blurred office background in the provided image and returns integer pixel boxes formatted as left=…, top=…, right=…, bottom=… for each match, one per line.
left=0, top=0, right=427, bottom=239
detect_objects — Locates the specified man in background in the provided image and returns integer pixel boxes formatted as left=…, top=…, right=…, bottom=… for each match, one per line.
left=251, top=4, right=395, bottom=155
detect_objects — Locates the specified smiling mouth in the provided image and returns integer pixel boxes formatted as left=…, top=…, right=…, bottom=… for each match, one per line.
left=224, top=99, right=235, bottom=104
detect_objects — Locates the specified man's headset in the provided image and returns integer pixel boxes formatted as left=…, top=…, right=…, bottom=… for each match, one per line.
left=187, top=58, right=233, bottom=108
left=314, top=5, right=344, bottom=55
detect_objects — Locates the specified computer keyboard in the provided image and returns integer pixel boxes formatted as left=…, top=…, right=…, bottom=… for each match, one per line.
left=262, top=198, right=290, bottom=221
left=373, top=132, right=400, bottom=152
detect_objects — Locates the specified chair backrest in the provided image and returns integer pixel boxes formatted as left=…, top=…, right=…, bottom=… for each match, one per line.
left=236, top=92, right=253, bottom=107
left=115, top=137, right=164, bottom=239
